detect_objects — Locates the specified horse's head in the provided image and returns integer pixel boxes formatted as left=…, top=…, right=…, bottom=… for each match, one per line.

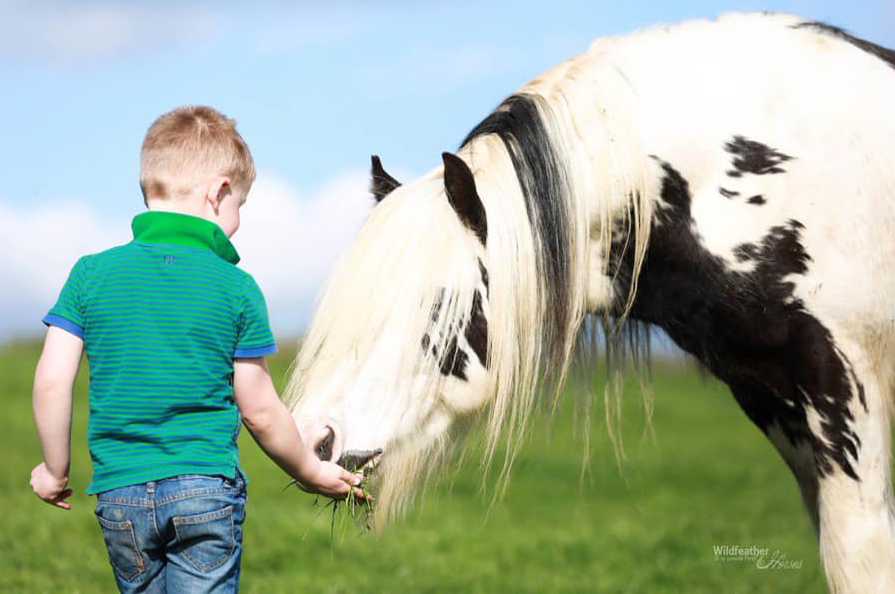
left=287, top=113, right=648, bottom=524
left=287, top=151, right=496, bottom=523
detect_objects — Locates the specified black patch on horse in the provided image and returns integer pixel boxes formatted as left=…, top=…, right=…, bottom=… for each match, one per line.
left=462, top=93, right=572, bottom=366
left=748, top=195, right=766, bottom=205
left=719, top=187, right=739, bottom=198
left=794, top=21, right=895, bottom=70
left=424, top=289, right=489, bottom=381
left=465, top=290, right=488, bottom=366
left=733, top=243, right=759, bottom=262
left=613, top=158, right=864, bottom=480
left=439, top=335, right=469, bottom=380
left=421, top=326, right=470, bottom=381
left=725, top=136, right=793, bottom=177
left=477, top=258, right=490, bottom=296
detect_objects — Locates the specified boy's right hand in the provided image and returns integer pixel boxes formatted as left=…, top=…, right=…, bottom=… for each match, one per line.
left=298, top=459, right=368, bottom=501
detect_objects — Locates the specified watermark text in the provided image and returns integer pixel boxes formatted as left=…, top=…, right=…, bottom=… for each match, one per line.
left=713, top=544, right=803, bottom=570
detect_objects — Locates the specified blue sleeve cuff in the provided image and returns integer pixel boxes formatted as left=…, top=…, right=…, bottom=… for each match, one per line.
left=233, top=343, right=278, bottom=358
left=42, top=314, right=85, bottom=339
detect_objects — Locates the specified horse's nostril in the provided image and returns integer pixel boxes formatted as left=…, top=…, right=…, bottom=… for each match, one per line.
left=315, top=426, right=335, bottom=461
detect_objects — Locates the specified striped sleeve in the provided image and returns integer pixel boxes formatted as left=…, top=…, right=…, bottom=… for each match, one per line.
left=43, top=256, right=89, bottom=339
left=234, top=275, right=277, bottom=358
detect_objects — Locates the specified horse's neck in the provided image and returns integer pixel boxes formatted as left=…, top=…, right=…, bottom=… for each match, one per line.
left=500, top=13, right=864, bottom=317
left=520, top=53, right=650, bottom=224
left=517, top=55, right=656, bottom=316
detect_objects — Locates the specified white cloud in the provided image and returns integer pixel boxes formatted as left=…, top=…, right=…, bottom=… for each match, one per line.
left=0, top=1, right=384, bottom=67
left=0, top=171, right=374, bottom=341
left=237, top=171, right=373, bottom=337
left=0, top=199, right=130, bottom=339
left=0, top=1, right=220, bottom=66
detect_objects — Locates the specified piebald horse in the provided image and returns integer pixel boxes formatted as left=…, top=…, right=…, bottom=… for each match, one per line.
left=286, top=13, right=895, bottom=593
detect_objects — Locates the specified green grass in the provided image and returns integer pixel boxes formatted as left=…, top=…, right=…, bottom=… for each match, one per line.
left=1, top=341, right=826, bottom=593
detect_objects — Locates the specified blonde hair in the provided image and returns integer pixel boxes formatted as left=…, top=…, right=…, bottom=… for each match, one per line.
left=139, top=105, right=256, bottom=201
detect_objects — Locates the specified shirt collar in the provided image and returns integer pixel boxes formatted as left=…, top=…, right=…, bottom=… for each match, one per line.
left=131, top=211, right=240, bottom=264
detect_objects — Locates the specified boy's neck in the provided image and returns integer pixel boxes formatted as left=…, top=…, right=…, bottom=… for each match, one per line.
left=144, top=175, right=241, bottom=238
left=145, top=196, right=209, bottom=219
left=145, top=195, right=226, bottom=236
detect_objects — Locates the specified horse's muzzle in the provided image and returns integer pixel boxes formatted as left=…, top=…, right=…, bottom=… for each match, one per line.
left=337, top=449, right=383, bottom=473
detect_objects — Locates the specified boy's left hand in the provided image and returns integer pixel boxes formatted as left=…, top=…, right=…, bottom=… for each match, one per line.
left=30, top=463, right=72, bottom=510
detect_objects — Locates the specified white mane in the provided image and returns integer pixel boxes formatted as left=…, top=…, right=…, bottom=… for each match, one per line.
left=286, top=25, right=655, bottom=525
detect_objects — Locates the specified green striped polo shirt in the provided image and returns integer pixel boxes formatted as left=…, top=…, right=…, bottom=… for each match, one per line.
left=43, top=211, right=277, bottom=494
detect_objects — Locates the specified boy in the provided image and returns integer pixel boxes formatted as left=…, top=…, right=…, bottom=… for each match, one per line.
left=29, top=106, right=364, bottom=592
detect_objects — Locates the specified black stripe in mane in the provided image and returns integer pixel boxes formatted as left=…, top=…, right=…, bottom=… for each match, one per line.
left=461, top=94, right=572, bottom=365
left=793, top=21, right=895, bottom=70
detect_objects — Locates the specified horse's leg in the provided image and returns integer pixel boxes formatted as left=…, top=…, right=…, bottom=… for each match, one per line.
left=810, top=341, right=895, bottom=594
left=764, top=422, right=820, bottom=530
left=729, top=381, right=820, bottom=528
left=778, top=324, right=895, bottom=594
left=728, top=323, right=894, bottom=593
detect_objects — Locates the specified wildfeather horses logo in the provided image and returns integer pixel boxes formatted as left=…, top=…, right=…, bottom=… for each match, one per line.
left=713, top=544, right=803, bottom=570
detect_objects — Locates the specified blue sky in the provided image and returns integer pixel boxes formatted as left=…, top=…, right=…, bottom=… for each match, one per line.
left=1, top=1, right=892, bottom=340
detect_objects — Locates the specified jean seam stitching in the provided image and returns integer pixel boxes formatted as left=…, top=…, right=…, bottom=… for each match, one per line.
left=96, top=498, right=151, bottom=506
left=150, top=496, right=161, bottom=543
left=156, top=487, right=233, bottom=505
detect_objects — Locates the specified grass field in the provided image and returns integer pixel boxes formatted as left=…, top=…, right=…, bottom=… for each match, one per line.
left=1, top=340, right=827, bottom=593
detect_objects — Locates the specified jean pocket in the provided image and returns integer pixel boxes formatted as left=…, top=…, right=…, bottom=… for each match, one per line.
left=95, top=513, right=144, bottom=582
left=172, top=505, right=235, bottom=573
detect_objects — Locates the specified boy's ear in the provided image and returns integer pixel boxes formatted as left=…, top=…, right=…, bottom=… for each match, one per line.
left=206, top=176, right=232, bottom=210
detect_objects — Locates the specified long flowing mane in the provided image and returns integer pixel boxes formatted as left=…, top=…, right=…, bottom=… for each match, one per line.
left=460, top=81, right=654, bottom=472
left=286, top=33, right=654, bottom=524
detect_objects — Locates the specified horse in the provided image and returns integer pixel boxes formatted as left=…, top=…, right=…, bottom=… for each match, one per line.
left=285, top=13, right=895, bottom=593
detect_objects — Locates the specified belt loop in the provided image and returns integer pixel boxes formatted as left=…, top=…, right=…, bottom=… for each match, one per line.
left=146, top=481, right=156, bottom=495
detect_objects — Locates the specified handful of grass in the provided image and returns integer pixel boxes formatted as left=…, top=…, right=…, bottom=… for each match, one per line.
left=286, top=464, right=376, bottom=536
left=322, top=474, right=375, bottom=535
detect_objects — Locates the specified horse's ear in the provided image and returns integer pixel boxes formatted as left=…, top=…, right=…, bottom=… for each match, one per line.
left=371, top=155, right=401, bottom=203
left=442, top=152, right=487, bottom=244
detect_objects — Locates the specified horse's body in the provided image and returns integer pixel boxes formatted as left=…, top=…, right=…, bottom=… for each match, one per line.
left=588, top=19, right=895, bottom=593
left=288, top=14, right=895, bottom=592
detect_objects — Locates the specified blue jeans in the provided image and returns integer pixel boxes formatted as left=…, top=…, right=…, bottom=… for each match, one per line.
left=94, top=474, right=247, bottom=593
